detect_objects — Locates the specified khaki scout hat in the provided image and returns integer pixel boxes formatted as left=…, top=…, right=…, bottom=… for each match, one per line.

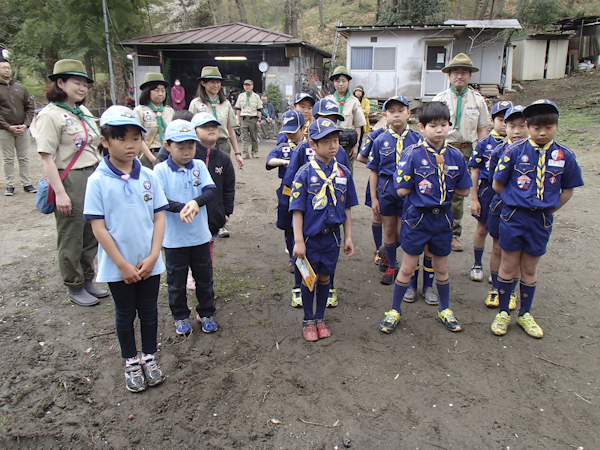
left=140, top=73, right=169, bottom=90
left=330, top=66, right=352, bottom=81
left=442, top=53, right=479, bottom=73
left=243, top=79, right=254, bottom=85
left=48, top=59, right=94, bottom=83
left=198, top=66, right=223, bottom=81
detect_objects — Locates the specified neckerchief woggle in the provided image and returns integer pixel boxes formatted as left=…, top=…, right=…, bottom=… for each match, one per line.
left=310, top=159, right=338, bottom=209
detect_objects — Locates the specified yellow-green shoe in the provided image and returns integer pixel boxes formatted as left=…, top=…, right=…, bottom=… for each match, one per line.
left=379, top=309, right=401, bottom=333
left=437, top=309, right=462, bottom=332
left=517, top=313, right=543, bottom=338
left=326, top=288, right=338, bottom=308
left=491, top=311, right=510, bottom=336
left=485, top=289, right=499, bottom=308
left=509, top=291, right=517, bottom=311
left=291, top=288, right=302, bottom=308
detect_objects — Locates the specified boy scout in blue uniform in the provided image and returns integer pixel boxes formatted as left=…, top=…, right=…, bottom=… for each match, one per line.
left=154, top=120, right=218, bottom=335
left=266, top=110, right=306, bottom=307
left=366, top=96, right=421, bottom=285
left=491, top=99, right=584, bottom=338
left=485, top=105, right=527, bottom=309
left=468, top=100, right=512, bottom=282
left=289, top=118, right=359, bottom=342
left=276, top=93, right=315, bottom=145
left=379, top=102, right=472, bottom=334
left=282, top=99, right=350, bottom=308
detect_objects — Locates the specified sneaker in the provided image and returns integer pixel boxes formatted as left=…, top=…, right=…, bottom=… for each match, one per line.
left=378, top=246, right=388, bottom=273
left=403, top=287, right=416, bottom=303
left=291, top=288, right=302, bottom=308
left=373, top=251, right=381, bottom=265
left=469, top=265, right=484, bottom=282
left=488, top=274, right=492, bottom=284
left=316, top=319, right=331, bottom=339
left=4, top=186, right=14, bottom=196
left=303, top=320, right=318, bottom=342
left=23, top=185, right=37, bottom=193
left=423, top=287, right=439, bottom=305
left=491, top=311, right=511, bottom=336
left=517, top=313, right=543, bottom=338
left=451, top=237, right=464, bottom=252
left=84, top=280, right=109, bottom=298
left=68, top=287, right=100, bottom=306
left=326, top=288, right=338, bottom=308
left=175, top=318, right=192, bottom=335
left=288, top=260, right=295, bottom=273
left=141, top=357, right=166, bottom=387
left=485, top=289, right=500, bottom=308
left=437, top=309, right=462, bottom=332
left=380, top=267, right=398, bottom=285
left=509, top=291, right=517, bottom=311
left=199, top=316, right=218, bottom=333
left=124, top=363, right=147, bottom=393
left=219, top=226, right=230, bottom=238
left=379, top=309, right=401, bottom=333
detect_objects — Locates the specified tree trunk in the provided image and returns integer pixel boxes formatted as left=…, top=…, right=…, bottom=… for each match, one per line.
left=84, top=55, right=93, bottom=80
left=284, top=0, right=291, bottom=34
left=291, top=0, right=301, bottom=37
left=145, top=0, right=154, bottom=34
left=208, top=0, right=218, bottom=25
left=358, top=0, right=363, bottom=8
left=375, top=0, right=380, bottom=23
left=43, top=46, right=58, bottom=78
left=567, top=0, right=576, bottom=8
left=318, top=0, right=325, bottom=28
left=455, top=0, right=462, bottom=18
left=112, top=53, right=127, bottom=105
left=250, top=0, right=261, bottom=27
left=472, top=0, right=479, bottom=20
left=178, top=0, right=192, bottom=28
left=494, top=0, right=506, bottom=18
left=236, top=0, right=248, bottom=23
left=478, top=0, right=490, bottom=20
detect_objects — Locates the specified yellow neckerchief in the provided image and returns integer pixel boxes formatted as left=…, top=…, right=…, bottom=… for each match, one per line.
left=388, top=125, right=410, bottom=169
left=490, top=129, right=506, bottom=141
left=287, top=139, right=298, bottom=150
left=423, top=139, right=448, bottom=204
left=310, top=158, right=338, bottom=209
left=529, top=138, right=554, bottom=201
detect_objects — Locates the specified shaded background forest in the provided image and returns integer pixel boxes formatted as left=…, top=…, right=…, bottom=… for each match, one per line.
left=1, top=0, right=598, bottom=106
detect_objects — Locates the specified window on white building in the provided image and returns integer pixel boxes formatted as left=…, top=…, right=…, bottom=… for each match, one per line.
left=374, top=47, right=396, bottom=70
left=351, top=46, right=396, bottom=70
left=351, top=47, right=373, bottom=70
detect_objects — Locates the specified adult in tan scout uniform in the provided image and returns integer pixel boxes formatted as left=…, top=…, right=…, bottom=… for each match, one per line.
left=235, top=79, right=262, bottom=159
left=36, top=59, right=107, bottom=306
left=189, top=66, right=243, bottom=167
left=325, top=66, right=366, bottom=174
left=432, top=53, right=490, bottom=252
left=133, top=73, right=174, bottom=168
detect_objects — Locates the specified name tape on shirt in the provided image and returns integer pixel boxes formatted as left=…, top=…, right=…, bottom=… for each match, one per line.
left=548, top=159, right=565, bottom=168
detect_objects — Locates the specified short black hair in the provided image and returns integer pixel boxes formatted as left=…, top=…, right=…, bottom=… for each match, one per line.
left=139, top=83, right=167, bottom=106
left=0, top=58, right=9, bottom=64
left=173, top=110, right=193, bottom=121
left=419, top=102, right=451, bottom=125
left=526, top=112, right=559, bottom=127
left=100, top=124, right=142, bottom=140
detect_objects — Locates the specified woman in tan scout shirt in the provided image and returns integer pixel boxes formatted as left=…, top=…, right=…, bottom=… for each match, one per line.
left=133, top=73, right=174, bottom=168
left=188, top=66, right=243, bottom=167
left=35, top=59, right=106, bottom=307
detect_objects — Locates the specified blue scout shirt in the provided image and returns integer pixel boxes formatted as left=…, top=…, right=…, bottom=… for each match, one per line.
left=493, top=139, right=584, bottom=210
left=359, top=126, right=388, bottom=158
left=289, top=158, right=359, bottom=237
left=267, top=140, right=301, bottom=180
left=469, top=131, right=505, bottom=181
left=366, top=127, right=421, bottom=176
left=395, top=140, right=472, bottom=208
left=282, top=140, right=350, bottom=188
left=83, top=157, right=168, bottom=283
left=154, top=156, right=215, bottom=248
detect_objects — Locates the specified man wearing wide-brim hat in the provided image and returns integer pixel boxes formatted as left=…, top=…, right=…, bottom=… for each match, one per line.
left=433, top=53, right=490, bottom=252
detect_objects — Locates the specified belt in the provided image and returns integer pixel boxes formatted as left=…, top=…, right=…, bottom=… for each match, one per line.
left=516, top=206, right=551, bottom=213
left=478, top=179, right=490, bottom=185
left=241, top=116, right=258, bottom=120
left=414, top=205, right=449, bottom=215
left=321, top=226, right=339, bottom=234
left=454, top=142, right=473, bottom=149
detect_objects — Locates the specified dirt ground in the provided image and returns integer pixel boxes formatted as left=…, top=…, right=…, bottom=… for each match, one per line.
left=1, top=72, right=599, bottom=450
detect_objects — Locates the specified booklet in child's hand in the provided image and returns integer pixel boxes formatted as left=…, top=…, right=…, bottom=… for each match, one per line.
left=295, top=257, right=316, bottom=292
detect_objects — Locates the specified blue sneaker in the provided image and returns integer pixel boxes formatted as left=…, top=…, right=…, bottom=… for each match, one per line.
left=175, top=318, right=192, bottom=335
left=200, top=316, right=218, bottom=333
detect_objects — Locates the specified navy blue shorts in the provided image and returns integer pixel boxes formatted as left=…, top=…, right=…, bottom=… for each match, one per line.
left=400, top=204, right=453, bottom=257
left=473, top=181, right=494, bottom=224
left=499, top=206, right=553, bottom=257
left=377, top=175, right=403, bottom=217
left=305, top=227, right=341, bottom=276
left=276, top=186, right=293, bottom=231
left=364, top=179, right=372, bottom=207
left=485, top=195, right=503, bottom=240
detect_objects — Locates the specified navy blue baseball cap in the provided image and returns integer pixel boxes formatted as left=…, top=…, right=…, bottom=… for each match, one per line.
left=504, top=105, right=525, bottom=121
left=280, top=110, right=305, bottom=134
left=165, top=120, right=200, bottom=143
left=383, top=95, right=409, bottom=111
left=312, top=99, right=344, bottom=122
left=491, top=100, right=513, bottom=117
left=524, top=99, right=559, bottom=119
left=100, top=105, right=147, bottom=132
left=309, top=117, right=340, bottom=140
left=293, top=92, right=315, bottom=106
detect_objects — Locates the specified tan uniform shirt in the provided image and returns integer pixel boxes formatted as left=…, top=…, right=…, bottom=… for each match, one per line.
left=189, top=98, right=237, bottom=140
left=235, top=92, right=262, bottom=117
left=325, top=94, right=367, bottom=130
left=133, top=104, right=175, bottom=149
left=35, top=103, right=102, bottom=170
left=432, top=88, right=489, bottom=144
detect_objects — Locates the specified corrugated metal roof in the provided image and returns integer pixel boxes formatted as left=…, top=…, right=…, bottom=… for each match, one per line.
left=337, top=19, right=521, bottom=33
left=444, top=19, right=521, bottom=29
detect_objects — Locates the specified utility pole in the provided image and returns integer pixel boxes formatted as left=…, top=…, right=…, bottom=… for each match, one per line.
left=102, top=0, right=117, bottom=105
